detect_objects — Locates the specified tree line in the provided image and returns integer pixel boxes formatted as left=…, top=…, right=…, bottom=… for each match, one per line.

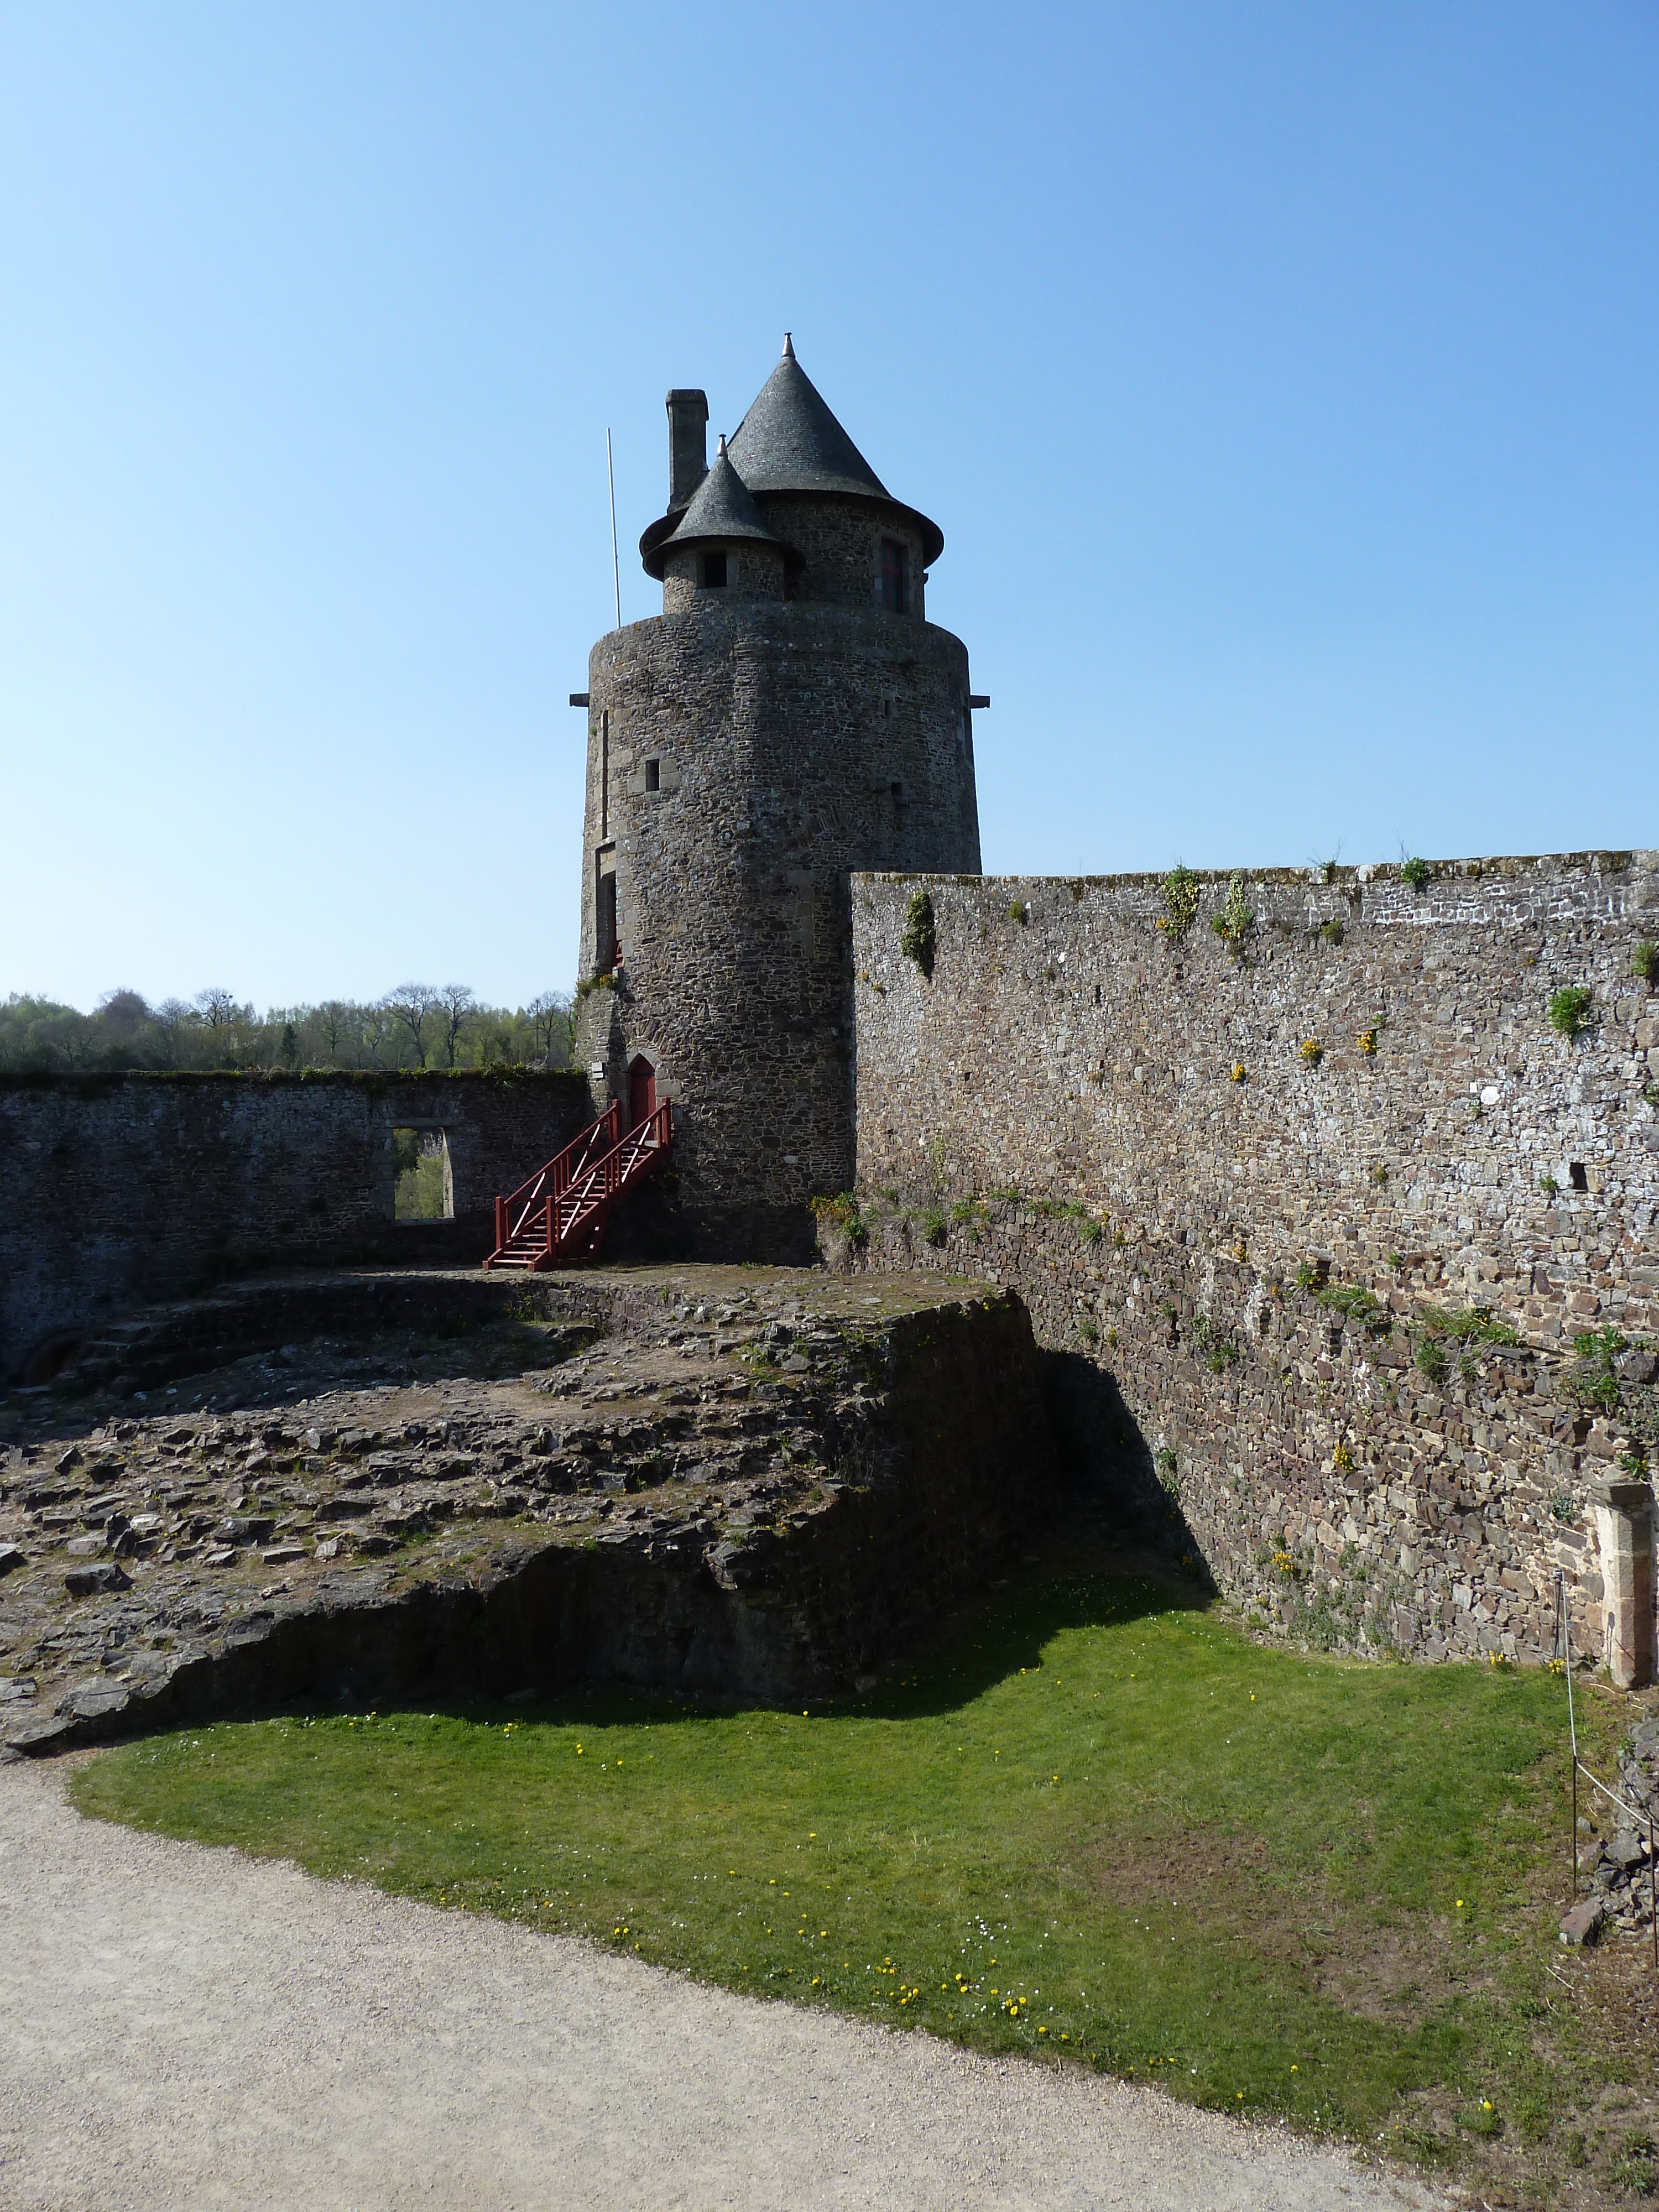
left=0, top=983, right=573, bottom=1075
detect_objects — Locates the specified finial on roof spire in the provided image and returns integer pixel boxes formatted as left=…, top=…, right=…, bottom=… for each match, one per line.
left=781, top=332, right=795, bottom=359
left=717, top=433, right=728, bottom=455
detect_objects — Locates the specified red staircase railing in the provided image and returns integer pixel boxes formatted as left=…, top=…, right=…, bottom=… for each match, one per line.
left=487, top=1103, right=619, bottom=1264
left=482, top=1099, right=671, bottom=1271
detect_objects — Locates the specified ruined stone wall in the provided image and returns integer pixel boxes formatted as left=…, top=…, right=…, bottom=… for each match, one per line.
left=846, top=854, right=1659, bottom=1666
left=0, top=1072, right=591, bottom=1379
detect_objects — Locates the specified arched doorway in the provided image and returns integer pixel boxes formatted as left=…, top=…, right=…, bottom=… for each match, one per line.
left=627, top=1054, right=657, bottom=1131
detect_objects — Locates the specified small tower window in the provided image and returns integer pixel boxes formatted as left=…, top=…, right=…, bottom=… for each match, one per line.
left=878, top=538, right=908, bottom=613
left=701, top=550, right=728, bottom=588
left=645, top=758, right=660, bottom=792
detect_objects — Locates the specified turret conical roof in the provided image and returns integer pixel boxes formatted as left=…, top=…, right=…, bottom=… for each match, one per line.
left=666, top=440, right=779, bottom=546
left=638, top=338, right=943, bottom=574
left=643, top=438, right=797, bottom=579
left=727, top=335, right=890, bottom=500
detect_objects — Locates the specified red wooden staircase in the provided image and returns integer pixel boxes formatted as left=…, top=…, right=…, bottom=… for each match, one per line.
left=482, top=1100, right=672, bottom=1271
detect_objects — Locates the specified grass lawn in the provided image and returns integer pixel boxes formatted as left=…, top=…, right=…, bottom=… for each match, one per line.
left=72, top=1548, right=1656, bottom=2201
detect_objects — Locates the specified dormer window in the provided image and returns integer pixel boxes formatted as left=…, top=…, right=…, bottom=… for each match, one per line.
left=878, top=538, right=908, bottom=613
left=701, top=550, right=728, bottom=588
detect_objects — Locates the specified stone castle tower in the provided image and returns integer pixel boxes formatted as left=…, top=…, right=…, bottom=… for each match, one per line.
left=573, top=337, right=983, bottom=1255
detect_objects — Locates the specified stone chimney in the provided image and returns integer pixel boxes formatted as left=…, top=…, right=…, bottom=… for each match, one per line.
left=665, top=389, right=708, bottom=512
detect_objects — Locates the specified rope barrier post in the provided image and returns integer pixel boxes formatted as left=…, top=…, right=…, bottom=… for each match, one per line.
left=1559, top=1574, right=1577, bottom=1897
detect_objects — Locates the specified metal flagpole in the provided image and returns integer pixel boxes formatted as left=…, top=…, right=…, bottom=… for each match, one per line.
left=607, top=429, right=622, bottom=633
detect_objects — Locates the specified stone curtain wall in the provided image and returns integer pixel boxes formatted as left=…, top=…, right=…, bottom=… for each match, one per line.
left=0, top=1071, right=590, bottom=1379
left=846, top=855, right=1659, bottom=1666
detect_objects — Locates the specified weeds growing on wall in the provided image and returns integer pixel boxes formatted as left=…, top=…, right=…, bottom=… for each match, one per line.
left=1565, top=1329, right=1627, bottom=1415
left=1316, top=1284, right=1390, bottom=1334
left=1415, top=1335, right=1450, bottom=1387
left=1155, top=864, right=1201, bottom=939
left=919, top=1204, right=947, bottom=1247
left=1210, top=873, right=1254, bottom=959
left=1405, top=1306, right=1523, bottom=1389
left=1400, top=856, right=1432, bottom=891
left=1634, top=941, right=1659, bottom=987
left=1547, top=986, right=1595, bottom=1040
left=1152, top=1446, right=1180, bottom=1495
left=1298, top=1037, right=1323, bottom=1066
left=1419, top=1306, right=1522, bottom=1351
left=900, top=889, right=936, bottom=979
left=1189, top=1313, right=1240, bottom=1373
left=1007, top=900, right=1029, bottom=926
left=808, top=1193, right=868, bottom=1249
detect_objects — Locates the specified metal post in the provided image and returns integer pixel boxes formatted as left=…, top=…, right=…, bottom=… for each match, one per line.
left=607, top=429, right=622, bottom=634
left=1561, top=1573, right=1577, bottom=1896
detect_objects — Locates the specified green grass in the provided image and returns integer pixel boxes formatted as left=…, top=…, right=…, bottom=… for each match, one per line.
left=72, top=1564, right=1623, bottom=2170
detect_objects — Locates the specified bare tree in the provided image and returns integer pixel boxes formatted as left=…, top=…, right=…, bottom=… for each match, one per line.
left=526, top=989, right=571, bottom=1068
left=382, top=982, right=440, bottom=1067
left=437, top=983, right=475, bottom=1068
left=153, top=999, right=195, bottom=1067
left=356, top=1005, right=397, bottom=1068
left=317, top=1000, right=347, bottom=1063
left=194, top=987, right=238, bottom=1029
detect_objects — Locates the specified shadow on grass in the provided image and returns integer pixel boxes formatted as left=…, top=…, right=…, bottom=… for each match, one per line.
left=334, top=1545, right=1210, bottom=1737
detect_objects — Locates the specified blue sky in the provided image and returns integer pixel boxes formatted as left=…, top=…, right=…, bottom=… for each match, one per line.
left=3, top=3, right=1655, bottom=1010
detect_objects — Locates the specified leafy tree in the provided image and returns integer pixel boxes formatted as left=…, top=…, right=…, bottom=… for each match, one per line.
left=97, top=988, right=152, bottom=1038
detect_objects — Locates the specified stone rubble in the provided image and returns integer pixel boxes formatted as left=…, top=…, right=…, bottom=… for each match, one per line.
left=0, top=1264, right=1040, bottom=1751
left=1573, top=1715, right=1659, bottom=1936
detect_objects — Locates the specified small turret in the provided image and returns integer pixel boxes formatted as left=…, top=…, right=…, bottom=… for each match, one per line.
left=645, top=435, right=800, bottom=609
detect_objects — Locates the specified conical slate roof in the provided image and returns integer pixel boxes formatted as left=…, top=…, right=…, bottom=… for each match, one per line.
left=642, top=437, right=797, bottom=579
left=638, top=338, right=944, bottom=575
left=727, top=335, right=890, bottom=500
left=665, top=440, right=780, bottom=548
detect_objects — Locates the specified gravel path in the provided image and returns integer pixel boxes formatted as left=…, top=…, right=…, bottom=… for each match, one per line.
left=0, top=1760, right=1443, bottom=2211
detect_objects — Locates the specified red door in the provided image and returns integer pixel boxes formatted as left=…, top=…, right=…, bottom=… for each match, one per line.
left=627, top=1055, right=656, bottom=1132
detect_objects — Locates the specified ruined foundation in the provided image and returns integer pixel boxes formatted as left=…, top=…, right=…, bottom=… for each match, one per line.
left=0, top=1267, right=1053, bottom=1751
